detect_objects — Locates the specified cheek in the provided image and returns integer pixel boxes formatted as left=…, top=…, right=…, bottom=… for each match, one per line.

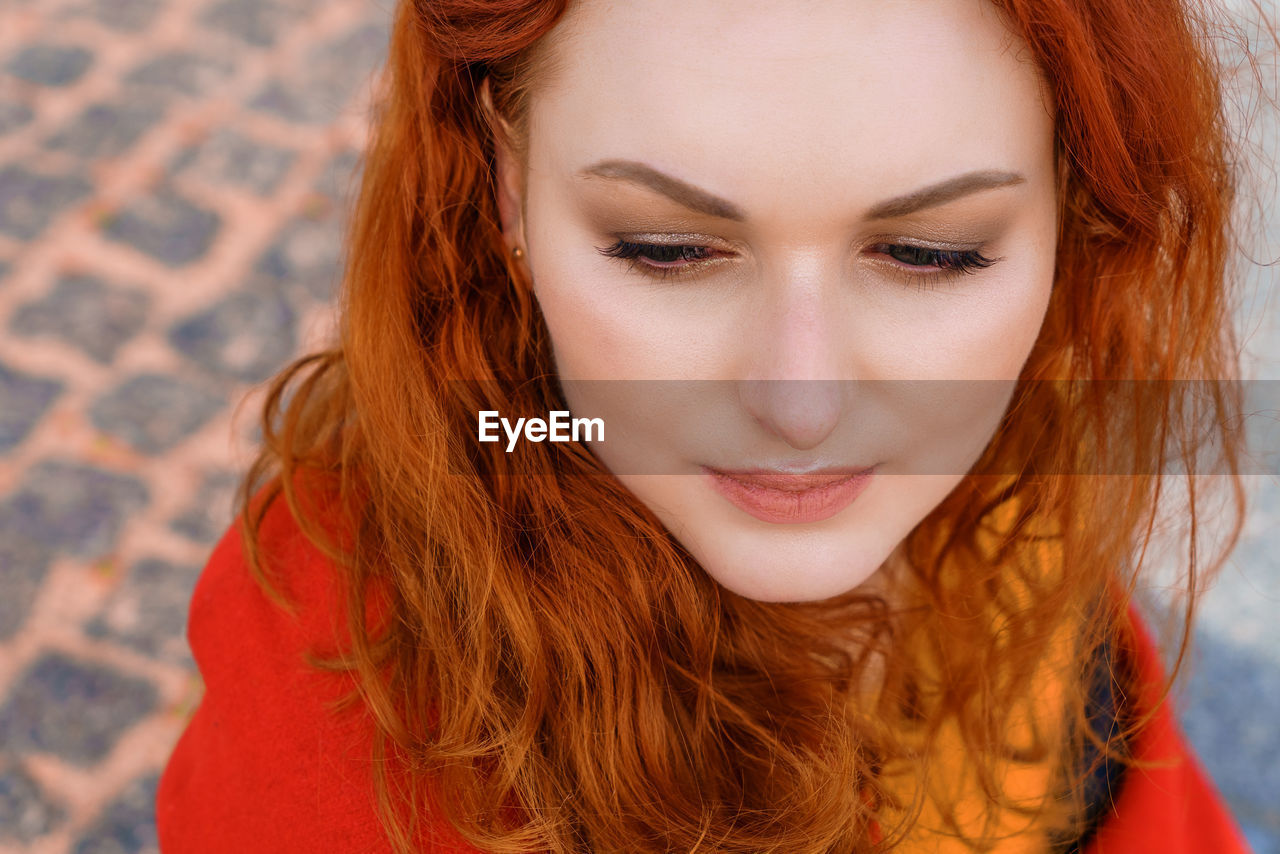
left=528, top=234, right=709, bottom=382
left=953, top=271, right=1055, bottom=375
left=528, top=269, right=621, bottom=380
left=858, top=263, right=1055, bottom=383
left=864, top=264, right=1056, bottom=475
left=530, top=283, right=644, bottom=383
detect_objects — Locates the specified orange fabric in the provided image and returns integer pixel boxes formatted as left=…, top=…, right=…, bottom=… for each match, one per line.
left=156, top=491, right=1251, bottom=853
left=874, top=619, right=1073, bottom=853
left=870, top=514, right=1075, bottom=853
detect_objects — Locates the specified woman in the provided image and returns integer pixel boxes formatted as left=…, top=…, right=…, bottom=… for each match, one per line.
left=155, top=0, right=1263, bottom=851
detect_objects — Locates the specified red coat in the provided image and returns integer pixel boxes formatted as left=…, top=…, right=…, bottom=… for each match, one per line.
left=156, top=490, right=1252, bottom=853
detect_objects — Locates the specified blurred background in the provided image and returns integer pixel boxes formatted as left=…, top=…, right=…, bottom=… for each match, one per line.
left=0, top=0, right=1275, bottom=852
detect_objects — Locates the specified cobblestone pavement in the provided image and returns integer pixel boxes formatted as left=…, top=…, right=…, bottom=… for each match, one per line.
left=0, top=0, right=1277, bottom=852
left=0, top=0, right=382, bottom=849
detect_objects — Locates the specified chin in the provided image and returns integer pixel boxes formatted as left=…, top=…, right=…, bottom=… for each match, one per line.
left=687, top=534, right=893, bottom=604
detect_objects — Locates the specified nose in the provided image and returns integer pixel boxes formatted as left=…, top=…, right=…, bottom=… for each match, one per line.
left=737, top=276, right=848, bottom=451
left=739, top=379, right=845, bottom=450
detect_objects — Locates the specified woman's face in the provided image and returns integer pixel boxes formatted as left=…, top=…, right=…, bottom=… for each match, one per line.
left=493, top=0, right=1058, bottom=603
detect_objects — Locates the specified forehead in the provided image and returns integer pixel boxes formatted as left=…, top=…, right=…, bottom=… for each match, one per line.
left=528, top=0, right=1053, bottom=218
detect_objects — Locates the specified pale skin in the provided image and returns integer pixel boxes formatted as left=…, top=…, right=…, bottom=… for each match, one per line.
left=490, top=0, right=1059, bottom=604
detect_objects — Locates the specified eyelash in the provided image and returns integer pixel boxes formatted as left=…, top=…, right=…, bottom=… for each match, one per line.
left=597, top=241, right=719, bottom=281
left=597, top=239, right=999, bottom=286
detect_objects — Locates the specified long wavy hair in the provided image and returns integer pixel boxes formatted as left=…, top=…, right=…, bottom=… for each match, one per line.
left=235, top=0, right=1262, bottom=851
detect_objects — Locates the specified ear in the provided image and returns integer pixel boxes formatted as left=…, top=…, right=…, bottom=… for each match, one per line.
left=480, top=77, right=527, bottom=250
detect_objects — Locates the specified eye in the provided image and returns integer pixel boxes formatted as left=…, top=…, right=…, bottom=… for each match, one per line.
left=868, top=242, right=999, bottom=282
left=597, top=240, right=722, bottom=281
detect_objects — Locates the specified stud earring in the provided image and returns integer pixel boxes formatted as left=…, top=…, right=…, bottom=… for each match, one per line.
left=511, top=245, right=525, bottom=260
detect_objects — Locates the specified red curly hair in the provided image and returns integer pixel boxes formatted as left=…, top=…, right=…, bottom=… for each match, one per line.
left=236, top=0, right=1261, bottom=850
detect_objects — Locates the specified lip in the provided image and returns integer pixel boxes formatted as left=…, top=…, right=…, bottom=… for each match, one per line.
left=702, top=465, right=876, bottom=524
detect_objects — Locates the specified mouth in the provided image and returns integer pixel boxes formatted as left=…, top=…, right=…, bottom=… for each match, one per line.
left=701, top=465, right=877, bottom=524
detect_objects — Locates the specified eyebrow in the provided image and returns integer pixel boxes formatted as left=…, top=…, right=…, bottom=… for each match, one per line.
left=577, top=159, right=1025, bottom=221
left=580, top=159, right=747, bottom=220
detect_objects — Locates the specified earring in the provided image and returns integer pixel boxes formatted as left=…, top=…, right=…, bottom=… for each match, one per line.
left=511, top=245, right=525, bottom=260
